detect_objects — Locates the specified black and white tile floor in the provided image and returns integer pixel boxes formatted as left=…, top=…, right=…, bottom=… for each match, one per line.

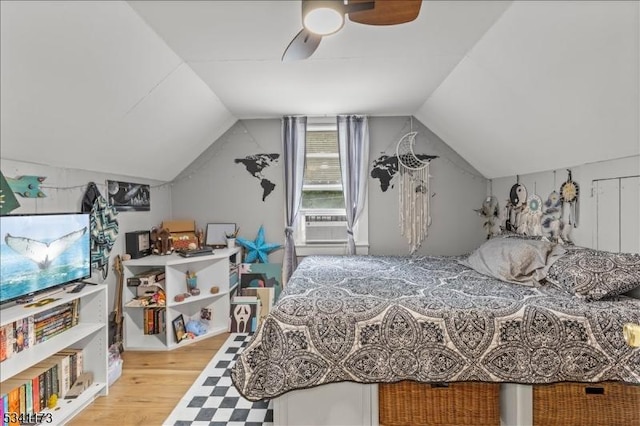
left=164, top=334, right=273, bottom=426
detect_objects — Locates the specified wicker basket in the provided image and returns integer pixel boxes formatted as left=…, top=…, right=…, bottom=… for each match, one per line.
left=378, top=381, right=500, bottom=426
left=533, top=382, right=640, bottom=426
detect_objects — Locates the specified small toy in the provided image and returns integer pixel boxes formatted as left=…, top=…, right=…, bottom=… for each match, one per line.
left=211, top=286, right=220, bottom=294
left=151, top=227, right=174, bottom=255
left=185, top=319, right=208, bottom=336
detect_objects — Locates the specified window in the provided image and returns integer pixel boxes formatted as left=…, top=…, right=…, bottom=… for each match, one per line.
left=295, top=120, right=368, bottom=254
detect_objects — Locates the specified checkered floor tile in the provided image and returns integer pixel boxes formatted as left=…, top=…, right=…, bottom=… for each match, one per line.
left=163, top=334, right=273, bottom=426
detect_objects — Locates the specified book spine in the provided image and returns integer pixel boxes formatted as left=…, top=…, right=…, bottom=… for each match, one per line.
left=7, top=387, right=19, bottom=426
left=0, top=394, right=5, bottom=426
left=24, top=380, right=32, bottom=415
left=31, top=377, right=39, bottom=414
left=18, top=385, right=25, bottom=419
left=0, top=325, right=6, bottom=362
left=38, top=373, right=46, bottom=412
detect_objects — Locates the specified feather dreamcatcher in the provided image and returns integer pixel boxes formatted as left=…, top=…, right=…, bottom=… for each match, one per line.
left=396, top=132, right=432, bottom=254
left=560, top=169, right=579, bottom=228
left=523, top=184, right=543, bottom=236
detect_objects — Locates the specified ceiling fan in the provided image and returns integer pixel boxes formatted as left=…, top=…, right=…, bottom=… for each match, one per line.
left=282, top=0, right=422, bottom=61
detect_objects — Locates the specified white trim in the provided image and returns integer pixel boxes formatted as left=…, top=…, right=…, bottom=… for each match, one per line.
left=295, top=242, right=370, bottom=256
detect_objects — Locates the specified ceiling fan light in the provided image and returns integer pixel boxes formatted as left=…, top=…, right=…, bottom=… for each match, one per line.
left=303, top=3, right=344, bottom=36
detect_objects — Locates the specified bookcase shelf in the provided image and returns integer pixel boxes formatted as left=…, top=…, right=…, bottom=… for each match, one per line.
left=0, top=284, right=108, bottom=424
left=122, top=247, right=241, bottom=351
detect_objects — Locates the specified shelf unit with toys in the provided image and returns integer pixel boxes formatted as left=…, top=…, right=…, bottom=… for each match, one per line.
left=121, top=247, right=241, bottom=351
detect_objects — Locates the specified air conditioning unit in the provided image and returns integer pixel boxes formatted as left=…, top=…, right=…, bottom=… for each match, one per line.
left=304, top=213, right=348, bottom=243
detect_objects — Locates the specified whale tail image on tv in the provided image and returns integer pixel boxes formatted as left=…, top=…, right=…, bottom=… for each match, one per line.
left=5, top=227, right=88, bottom=270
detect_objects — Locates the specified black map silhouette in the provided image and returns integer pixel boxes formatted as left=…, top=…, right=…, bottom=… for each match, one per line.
left=234, top=154, right=280, bottom=201
left=370, top=154, right=438, bottom=192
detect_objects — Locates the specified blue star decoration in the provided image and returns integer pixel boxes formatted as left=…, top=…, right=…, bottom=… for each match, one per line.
left=236, top=225, right=282, bottom=263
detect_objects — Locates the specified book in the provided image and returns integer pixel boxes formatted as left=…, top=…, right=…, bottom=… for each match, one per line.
left=7, top=386, right=20, bottom=426
left=0, top=325, right=6, bottom=362
left=49, top=352, right=72, bottom=398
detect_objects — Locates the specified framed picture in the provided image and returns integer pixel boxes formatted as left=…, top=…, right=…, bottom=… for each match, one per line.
left=205, top=223, right=237, bottom=248
left=106, top=180, right=151, bottom=212
left=172, top=314, right=186, bottom=342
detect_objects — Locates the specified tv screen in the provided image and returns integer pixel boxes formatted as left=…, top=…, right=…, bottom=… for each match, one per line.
left=0, top=212, right=91, bottom=305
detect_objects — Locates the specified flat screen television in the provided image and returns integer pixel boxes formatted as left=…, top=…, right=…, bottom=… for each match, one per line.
left=0, top=212, right=91, bottom=305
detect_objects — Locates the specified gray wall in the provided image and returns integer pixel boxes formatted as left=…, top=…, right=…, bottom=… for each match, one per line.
left=491, top=155, right=640, bottom=251
left=0, top=158, right=172, bottom=309
left=170, top=116, right=488, bottom=260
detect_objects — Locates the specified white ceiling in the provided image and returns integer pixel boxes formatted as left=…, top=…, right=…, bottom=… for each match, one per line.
left=1, top=1, right=638, bottom=181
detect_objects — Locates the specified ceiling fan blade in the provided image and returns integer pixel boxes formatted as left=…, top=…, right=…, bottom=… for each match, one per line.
left=282, top=28, right=322, bottom=62
left=347, top=0, right=422, bottom=26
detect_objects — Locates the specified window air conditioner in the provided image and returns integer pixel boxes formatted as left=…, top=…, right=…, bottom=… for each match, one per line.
left=304, top=213, right=348, bottom=243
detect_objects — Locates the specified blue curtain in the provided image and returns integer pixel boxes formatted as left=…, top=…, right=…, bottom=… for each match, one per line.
left=282, top=116, right=307, bottom=285
left=337, top=115, right=369, bottom=254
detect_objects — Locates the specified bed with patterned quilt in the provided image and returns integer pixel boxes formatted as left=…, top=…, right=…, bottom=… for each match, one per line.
left=231, top=238, right=640, bottom=408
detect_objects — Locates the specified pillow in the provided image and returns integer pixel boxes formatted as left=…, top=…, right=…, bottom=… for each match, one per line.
left=460, top=238, right=566, bottom=286
left=545, top=248, right=640, bottom=301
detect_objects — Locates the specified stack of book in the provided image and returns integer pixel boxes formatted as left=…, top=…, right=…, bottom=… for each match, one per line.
left=143, top=307, right=165, bottom=335
left=0, top=301, right=79, bottom=362
left=0, top=348, right=84, bottom=419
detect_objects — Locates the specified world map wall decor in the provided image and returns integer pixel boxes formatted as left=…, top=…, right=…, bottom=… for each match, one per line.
left=370, top=153, right=438, bottom=192
left=234, top=154, right=280, bottom=201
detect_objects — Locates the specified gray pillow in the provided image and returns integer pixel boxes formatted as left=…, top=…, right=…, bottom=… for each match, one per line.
left=461, top=238, right=566, bottom=286
left=546, top=248, right=640, bottom=301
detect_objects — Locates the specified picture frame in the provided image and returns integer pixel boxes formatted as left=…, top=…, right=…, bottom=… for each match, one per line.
left=205, top=223, right=237, bottom=248
left=106, top=180, right=151, bottom=212
left=172, top=314, right=186, bottom=342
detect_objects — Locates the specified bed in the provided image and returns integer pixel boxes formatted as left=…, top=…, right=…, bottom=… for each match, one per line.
left=231, top=238, right=640, bottom=425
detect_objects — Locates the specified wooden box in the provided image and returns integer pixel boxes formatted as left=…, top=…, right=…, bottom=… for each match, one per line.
left=378, top=381, right=500, bottom=426
left=533, top=382, right=640, bottom=426
left=162, top=220, right=198, bottom=250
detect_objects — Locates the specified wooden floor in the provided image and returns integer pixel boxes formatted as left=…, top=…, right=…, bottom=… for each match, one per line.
left=68, top=333, right=230, bottom=426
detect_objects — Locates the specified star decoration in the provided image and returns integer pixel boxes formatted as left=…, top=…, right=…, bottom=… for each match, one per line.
left=236, top=225, right=282, bottom=263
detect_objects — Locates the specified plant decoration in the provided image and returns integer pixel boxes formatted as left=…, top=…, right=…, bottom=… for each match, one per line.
left=236, top=225, right=282, bottom=263
left=225, top=226, right=240, bottom=239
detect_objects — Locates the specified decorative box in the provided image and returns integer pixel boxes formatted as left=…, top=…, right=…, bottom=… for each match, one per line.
left=162, top=220, right=199, bottom=250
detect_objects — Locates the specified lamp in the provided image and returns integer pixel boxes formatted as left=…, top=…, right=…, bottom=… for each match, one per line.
left=302, top=0, right=345, bottom=36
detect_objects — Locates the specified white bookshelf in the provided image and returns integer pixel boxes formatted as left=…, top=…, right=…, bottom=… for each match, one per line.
left=0, top=284, right=108, bottom=424
left=122, top=247, right=240, bottom=351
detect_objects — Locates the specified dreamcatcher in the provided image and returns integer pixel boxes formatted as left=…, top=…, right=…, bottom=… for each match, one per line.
left=396, top=131, right=431, bottom=254
left=560, top=169, right=579, bottom=228
left=523, top=183, right=543, bottom=236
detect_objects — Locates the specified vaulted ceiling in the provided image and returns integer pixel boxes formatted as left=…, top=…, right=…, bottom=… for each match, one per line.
left=1, top=1, right=638, bottom=181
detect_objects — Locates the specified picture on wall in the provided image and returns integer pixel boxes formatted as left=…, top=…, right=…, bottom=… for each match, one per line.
left=239, top=263, right=282, bottom=304
left=107, top=180, right=150, bottom=212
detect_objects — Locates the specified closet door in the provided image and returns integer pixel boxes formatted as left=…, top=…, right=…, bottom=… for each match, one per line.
left=595, top=176, right=639, bottom=253
left=620, top=176, right=639, bottom=253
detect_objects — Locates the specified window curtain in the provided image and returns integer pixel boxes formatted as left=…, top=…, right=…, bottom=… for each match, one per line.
left=337, top=115, right=369, bottom=255
left=282, top=116, right=307, bottom=285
